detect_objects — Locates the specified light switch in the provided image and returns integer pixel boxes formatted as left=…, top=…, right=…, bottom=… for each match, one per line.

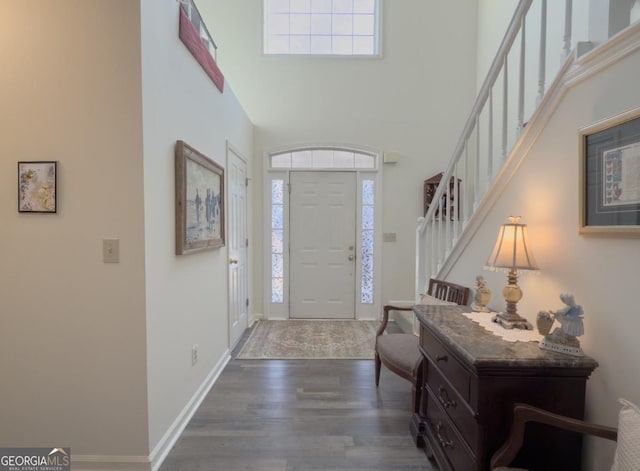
left=103, top=239, right=120, bottom=263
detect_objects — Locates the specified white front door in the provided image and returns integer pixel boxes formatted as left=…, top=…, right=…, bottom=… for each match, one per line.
left=289, top=171, right=356, bottom=319
left=227, top=147, right=248, bottom=348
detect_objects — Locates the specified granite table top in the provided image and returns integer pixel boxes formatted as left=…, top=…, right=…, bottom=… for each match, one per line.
left=413, top=304, right=598, bottom=374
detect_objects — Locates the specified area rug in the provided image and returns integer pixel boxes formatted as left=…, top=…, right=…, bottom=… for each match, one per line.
left=235, top=320, right=378, bottom=359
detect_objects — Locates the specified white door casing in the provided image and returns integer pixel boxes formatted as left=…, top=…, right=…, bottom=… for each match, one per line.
left=227, top=145, right=248, bottom=349
left=263, top=146, right=382, bottom=321
left=289, top=171, right=356, bottom=319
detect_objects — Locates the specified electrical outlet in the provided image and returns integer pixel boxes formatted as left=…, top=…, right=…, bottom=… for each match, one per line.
left=191, top=345, right=199, bottom=366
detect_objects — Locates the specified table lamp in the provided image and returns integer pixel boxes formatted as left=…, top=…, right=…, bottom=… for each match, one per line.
left=485, top=216, right=538, bottom=330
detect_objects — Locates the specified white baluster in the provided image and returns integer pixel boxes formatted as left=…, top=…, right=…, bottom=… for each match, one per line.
left=453, top=165, right=459, bottom=241
left=430, top=216, right=436, bottom=276
left=437, top=196, right=443, bottom=270
left=488, top=88, right=494, bottom=184
left=445, top=180, right=450, bottom=255
left=537, top=0, right=547, bottom=106
left=423, top=223, right=428, bottom=290
left=430, top=216, right=435, bottom=276
left=463, top=140, right=469, bottom=223
left=433, top=218, right=437, bottom=276
left=517, top=17, right=526, bottom=135
left=562, top=0, right=573, bottom=61
left=474, top=118, right=480, bottom=210
left=502, top=59, right=508, bottom=163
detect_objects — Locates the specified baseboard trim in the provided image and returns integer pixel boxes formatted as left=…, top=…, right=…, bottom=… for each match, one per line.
left=148, top=351, right=232, bottom=471
left=65, top=352, right=231, bottom=470
left=248, top=313, right=264, bottom=327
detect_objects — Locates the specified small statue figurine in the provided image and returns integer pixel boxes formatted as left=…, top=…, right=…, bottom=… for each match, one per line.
left=539, top=293, right=585, bottom=356
left=471, top=275, right=491, bottom=312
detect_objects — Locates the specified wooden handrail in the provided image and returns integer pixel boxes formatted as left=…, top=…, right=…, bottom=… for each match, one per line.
left=416, top=0, right=575, bottom=296
left=418, top=0, right=534, bottom=233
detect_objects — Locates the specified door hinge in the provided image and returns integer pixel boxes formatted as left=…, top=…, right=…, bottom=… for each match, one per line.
left=246, top=238, right=249, bottom=248
left=245, top=177, right=249, bottom=187
left=246, top=298, right=249, bottom=308
left=287, top=183, right=291, bottom=194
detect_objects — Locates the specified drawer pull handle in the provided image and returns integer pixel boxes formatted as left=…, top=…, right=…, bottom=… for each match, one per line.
left=435, top=422, right=454, bottom=449
left=438, top=385, right=457, bottom=409
left=435, top=354, right=448, bottom=362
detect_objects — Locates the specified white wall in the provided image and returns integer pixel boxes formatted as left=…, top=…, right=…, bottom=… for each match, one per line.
left=1, top=1, right=253, bottom=467
left=0, top=0, right=149, bottom=460
left=140, top=0, right=253, bottom=456
left=198, top=0, right=480, bottom=310
left=447, top=32, right=640, bottom=469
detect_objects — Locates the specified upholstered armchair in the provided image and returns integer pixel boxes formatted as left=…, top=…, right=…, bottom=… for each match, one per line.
left=374, top=278, right=469, bottom=413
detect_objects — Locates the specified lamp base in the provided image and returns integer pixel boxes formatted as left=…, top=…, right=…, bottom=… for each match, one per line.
left=492, top=312, right=533, bottom=330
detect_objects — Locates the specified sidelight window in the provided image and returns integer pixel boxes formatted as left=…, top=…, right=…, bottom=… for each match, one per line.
left=271, top=180, right=285, bottom=303
left=361, top=179, right=374, bottom=303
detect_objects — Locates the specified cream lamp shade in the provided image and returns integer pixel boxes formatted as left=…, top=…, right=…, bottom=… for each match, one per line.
left=486, top=216, right=538, bottom=271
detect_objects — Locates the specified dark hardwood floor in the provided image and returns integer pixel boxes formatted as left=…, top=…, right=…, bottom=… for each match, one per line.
left=159, top=328, right=436, bottom=470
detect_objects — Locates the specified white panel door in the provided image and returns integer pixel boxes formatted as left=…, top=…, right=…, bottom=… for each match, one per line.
left=290, top=172, right=356, bottom=319
left=228, top=149, right=248, bottom=349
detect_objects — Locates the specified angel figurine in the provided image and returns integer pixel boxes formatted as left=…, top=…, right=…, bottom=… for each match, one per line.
left=539, top=293, right=585, bottom=356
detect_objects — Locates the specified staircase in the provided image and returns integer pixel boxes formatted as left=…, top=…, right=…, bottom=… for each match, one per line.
left=415, top=0, right=579, bottom=297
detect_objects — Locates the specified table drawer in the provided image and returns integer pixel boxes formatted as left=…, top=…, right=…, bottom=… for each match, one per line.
left=421, top=324, right=470, bottom=401
left=425, top=359, right=478, bottom=447
left=425, top=393, right=476, bottom=471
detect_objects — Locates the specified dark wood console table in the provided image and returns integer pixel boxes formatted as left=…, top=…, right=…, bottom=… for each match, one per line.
left=410, top=305, right=598, bottom=471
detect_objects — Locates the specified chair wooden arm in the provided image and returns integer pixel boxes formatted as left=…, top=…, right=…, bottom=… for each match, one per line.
left=376, top=304, right=413, bottom=337
left=490, top=403, right=618, bottom=469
